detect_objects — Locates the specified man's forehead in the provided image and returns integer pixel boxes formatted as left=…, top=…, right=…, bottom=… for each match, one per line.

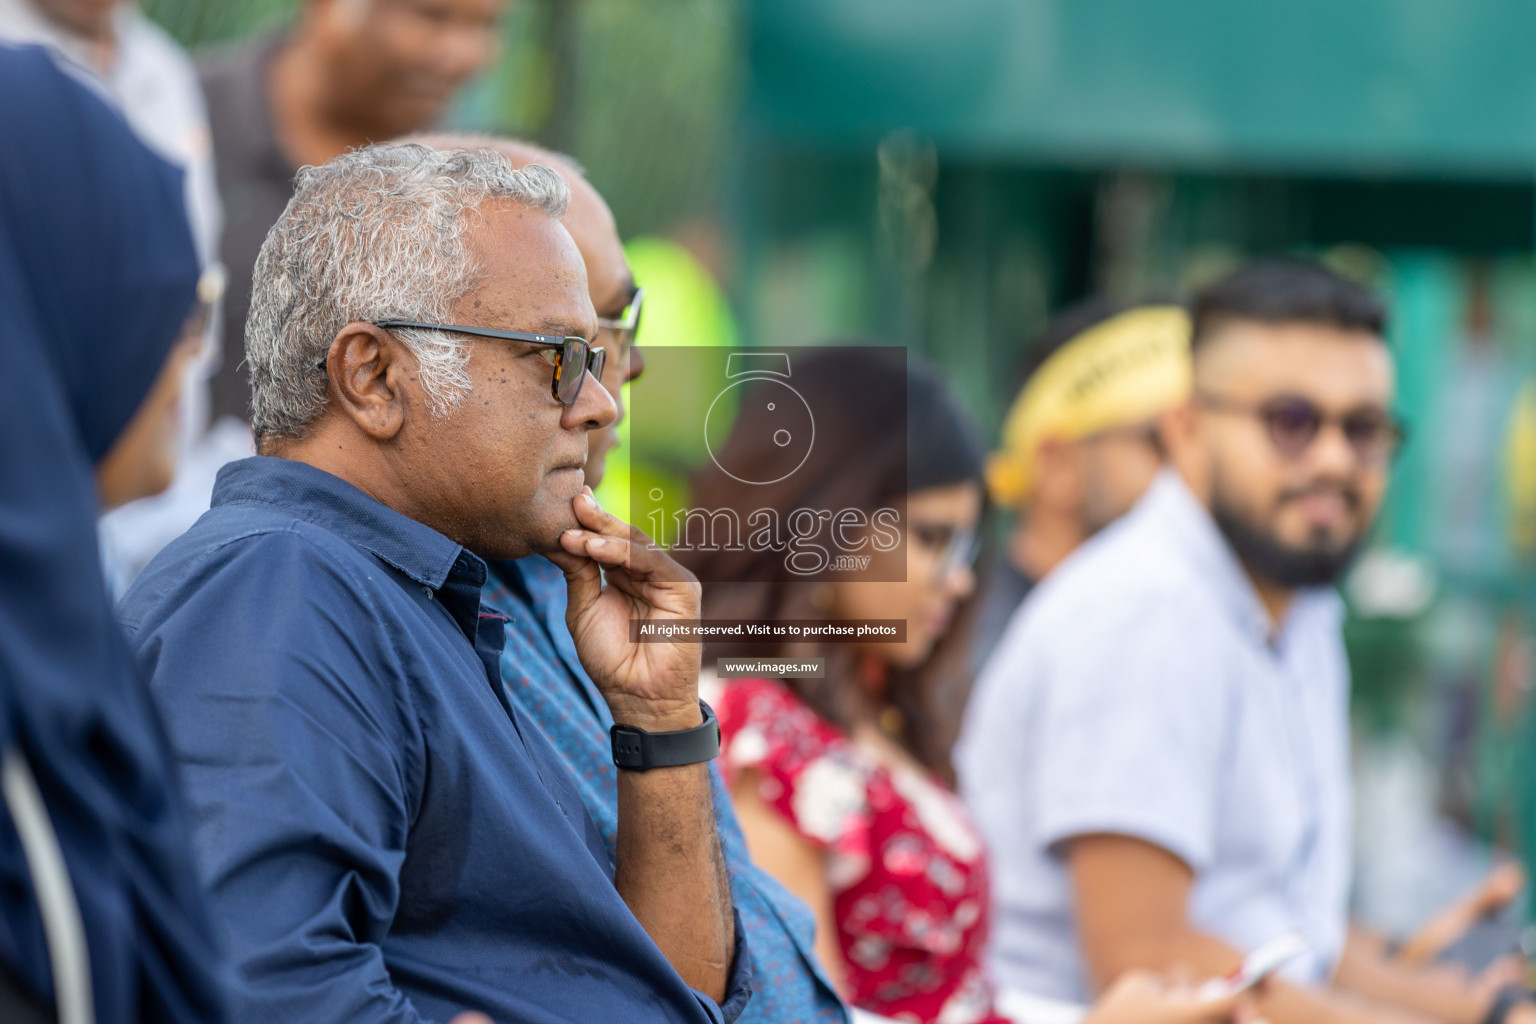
left=1196, top=320, right=1394, bottom=401
left=406, top=136, right=630, bottom=313
left=458, top=203, right=595, bottom=335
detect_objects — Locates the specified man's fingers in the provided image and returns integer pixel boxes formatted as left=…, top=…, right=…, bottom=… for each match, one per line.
left=1187, top=988, right=1249, bottom=1023
left=1476, top=954, right=1525, bottom=994
left=571, top=490, right=674, bottom=564
left=572, top=487, right=633, bottom=539
left=562, top=525, right=693, bottom=584
left=544, top=540, right=589, bottom=573
left=1477, top=862, right=1526, bottom=912
left=562, top=529, right=635, bottom=568
left=1163, top=963, right=1197, bottom=992
left=551, top=530, right=604, bottom=611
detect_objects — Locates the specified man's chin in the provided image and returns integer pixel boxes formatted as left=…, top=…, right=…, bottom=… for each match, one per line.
left=524, top=494, right=583, bottom=555
left=1214, top=505, right=1364, bottom=589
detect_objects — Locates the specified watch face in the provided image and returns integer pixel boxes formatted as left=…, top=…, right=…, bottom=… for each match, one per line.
left=705, top=376, right=815, bottom=485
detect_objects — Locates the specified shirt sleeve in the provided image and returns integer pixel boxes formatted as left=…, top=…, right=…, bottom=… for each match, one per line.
left=1030, top=588, right=1231, bottom=873
left=128, top=530, right=436, bottom=1024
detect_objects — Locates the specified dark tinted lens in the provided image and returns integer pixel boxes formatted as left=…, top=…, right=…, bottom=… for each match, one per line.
left=1342, top=410, right=1399, bottom=464
left=588, top=345, right=608, bottom=384
left=555, top=339, right=588, bottom=404
left=1262, top=399, right=1323, bottom=456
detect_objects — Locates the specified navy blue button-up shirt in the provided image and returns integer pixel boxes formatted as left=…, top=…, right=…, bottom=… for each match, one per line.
left=119, top=456, right=752, bottom=1024
left=484, top=558, right=847, bottom=1024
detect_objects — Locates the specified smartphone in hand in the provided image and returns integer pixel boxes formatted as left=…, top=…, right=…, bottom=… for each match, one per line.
left=1199, top=934, right=1309, bottom=999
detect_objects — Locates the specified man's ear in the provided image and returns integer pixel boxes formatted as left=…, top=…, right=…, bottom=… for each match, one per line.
left=323, top=323, right=413, bottom=441
left=1158, top=400, right=1199, bottom=460
left=1159, top=400, right=1209, bottom=501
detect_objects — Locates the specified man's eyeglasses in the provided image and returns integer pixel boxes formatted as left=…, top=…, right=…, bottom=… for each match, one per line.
left=596, top=287, right=645, bottom=370
left=374, top=321, right=606, bottom=406
left=597, top=286, right=644, bottom=338
left=1198, top=392, right=1407, bottom=466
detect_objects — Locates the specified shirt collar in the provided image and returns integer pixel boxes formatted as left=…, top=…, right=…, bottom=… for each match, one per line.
left=212, top=456, right=480, bottom=591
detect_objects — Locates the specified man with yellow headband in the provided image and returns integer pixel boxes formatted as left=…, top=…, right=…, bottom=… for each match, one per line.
left=975, top=303, right=1191, bottom=662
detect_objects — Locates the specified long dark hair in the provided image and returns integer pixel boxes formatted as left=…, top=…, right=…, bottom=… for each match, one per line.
left=685, top=346, right=987, bottom=783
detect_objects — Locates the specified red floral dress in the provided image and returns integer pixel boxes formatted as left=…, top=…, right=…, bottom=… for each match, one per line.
left=716, top=677, right=1009, bottom=1024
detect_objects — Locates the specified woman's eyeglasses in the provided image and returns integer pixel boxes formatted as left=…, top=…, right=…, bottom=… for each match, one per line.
left=1199, top=392, right=1406, bottom=466
left=912, top=522, right=982, bottom=582
left=373, top=321, right=606, bottom=405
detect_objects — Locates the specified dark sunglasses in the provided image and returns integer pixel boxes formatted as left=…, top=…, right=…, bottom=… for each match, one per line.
left=373, top=321, right=606, bottom=405
left=1199, top=392, right=1407, bottom=465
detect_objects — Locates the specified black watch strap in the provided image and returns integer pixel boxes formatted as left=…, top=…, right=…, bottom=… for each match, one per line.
left=611, top=700, right=721, bottom=771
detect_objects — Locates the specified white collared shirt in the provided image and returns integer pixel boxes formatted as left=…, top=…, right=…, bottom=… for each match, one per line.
left=957, top=470, right=1352, bottom=1002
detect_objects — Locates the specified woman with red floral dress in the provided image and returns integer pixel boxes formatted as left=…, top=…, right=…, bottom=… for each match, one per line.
left=717, top=674, right=1006, bottom=1022
left=687, top=350, right=1247, bottom=1024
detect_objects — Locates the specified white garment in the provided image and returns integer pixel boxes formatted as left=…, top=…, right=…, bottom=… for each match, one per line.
left=97, top=416, right=254, bottom=597
left=0, top=2, right=235, bottom=589
left=0, top=1, right=220, bottom=265
left=956, top=470, right=1353, bottom=1003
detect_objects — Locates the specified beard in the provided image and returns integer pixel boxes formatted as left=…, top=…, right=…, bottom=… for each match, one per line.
left=1210, top=475, right=1366, bottom=589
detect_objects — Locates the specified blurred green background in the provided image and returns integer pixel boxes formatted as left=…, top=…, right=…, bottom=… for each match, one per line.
left=146, top=0, right=1536, bottom=929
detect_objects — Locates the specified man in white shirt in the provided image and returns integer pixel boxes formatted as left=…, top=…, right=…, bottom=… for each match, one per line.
left=959, top=259, right=1533, bottom=1024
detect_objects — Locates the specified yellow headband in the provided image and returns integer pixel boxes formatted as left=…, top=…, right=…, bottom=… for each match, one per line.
left=987, top=305, right=1192, bottom=507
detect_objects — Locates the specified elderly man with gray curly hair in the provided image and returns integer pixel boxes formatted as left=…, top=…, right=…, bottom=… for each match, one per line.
left=118, top=143, right=751, bottom=1024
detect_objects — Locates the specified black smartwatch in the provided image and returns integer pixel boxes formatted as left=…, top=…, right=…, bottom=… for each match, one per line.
left=610, top=700, right=721, bottom=771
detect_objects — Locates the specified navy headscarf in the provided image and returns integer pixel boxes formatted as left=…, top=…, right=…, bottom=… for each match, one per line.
left=0, top=46, right=227, bottom=1022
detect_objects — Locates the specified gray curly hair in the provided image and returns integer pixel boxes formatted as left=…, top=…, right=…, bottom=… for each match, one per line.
left=245, top=142, right=571, bottom=443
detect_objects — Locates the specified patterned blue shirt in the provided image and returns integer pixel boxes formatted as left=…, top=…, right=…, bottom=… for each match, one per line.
left=484, top=556, right=849, bottom=1024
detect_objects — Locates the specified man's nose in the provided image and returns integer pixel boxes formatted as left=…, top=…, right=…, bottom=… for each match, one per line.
left=1307, top=418, right=1360, bottom=476
left=564, top=369, right=618, bottom=431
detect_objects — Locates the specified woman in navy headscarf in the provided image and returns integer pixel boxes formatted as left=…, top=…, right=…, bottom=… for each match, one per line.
left=0, top=45, right=227, bottom=1024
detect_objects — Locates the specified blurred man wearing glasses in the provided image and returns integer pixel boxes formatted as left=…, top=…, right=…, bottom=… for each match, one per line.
left=960, top=260, right=1534, bottom=1024
left=404, top=133, right=849, bottom=1024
